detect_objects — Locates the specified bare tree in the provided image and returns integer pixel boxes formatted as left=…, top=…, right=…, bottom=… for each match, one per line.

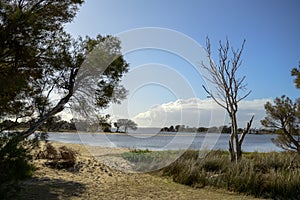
left=202, top=37, right=254, bottom=162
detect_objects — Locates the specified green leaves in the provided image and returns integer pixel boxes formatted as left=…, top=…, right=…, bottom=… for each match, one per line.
left=262, top=95, right=300, bottom=152
left=0, top=1, right=129, bottom=137
left=115, top=119, right=138, bottom=132
left=262, top=95, right=299, bottom=129
left=291, top=63, right=300, bottom=89
left=0, top=0, right=83, bottom=119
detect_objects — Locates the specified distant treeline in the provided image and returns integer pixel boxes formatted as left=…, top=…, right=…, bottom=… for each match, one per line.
left=0, top=117, right=75, bottom=132
left=0, top=117, right=111, bottom=132
left=160, top=125, right=276, bottom=134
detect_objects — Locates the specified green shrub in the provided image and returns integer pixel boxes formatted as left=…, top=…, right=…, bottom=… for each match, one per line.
left=0, top=133, right=35, bottom=199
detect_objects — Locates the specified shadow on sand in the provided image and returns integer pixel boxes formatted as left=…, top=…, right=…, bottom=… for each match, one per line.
left=6, top=177, right=86, bottom=200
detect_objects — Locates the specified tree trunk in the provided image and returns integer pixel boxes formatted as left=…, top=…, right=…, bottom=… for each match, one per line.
left=229, top=114, right=238, bottom=162
left=229, top=138, right=235, bottom=162
left=227, top=113, right=240, bottom=163
left=21, top=93, right=72, bottom=138
left=20, top=68, right=77, bottom=139
left=237, top=143, right=242, bottom=161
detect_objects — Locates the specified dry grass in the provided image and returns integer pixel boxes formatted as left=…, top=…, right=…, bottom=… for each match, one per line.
left=12, top=142, right=260, bottom=200
left=159, top=150, right=300, bottom=199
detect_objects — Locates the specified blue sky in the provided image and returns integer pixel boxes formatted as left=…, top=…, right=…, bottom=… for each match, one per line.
left=65, top=0, right=300, bottom=128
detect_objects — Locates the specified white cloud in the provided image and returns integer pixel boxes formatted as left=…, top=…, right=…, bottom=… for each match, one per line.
left=132, top=98, right=270, bottom=128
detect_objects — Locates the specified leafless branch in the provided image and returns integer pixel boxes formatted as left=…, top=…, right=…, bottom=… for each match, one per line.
left=239, top=115, right=254, bottom=145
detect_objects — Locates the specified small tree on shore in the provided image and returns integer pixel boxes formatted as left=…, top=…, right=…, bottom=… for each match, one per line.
left=115, top=119, right=137, bottom=133
left=262, top=65, right=300, bottom=153
left=261, top=96, right=300, bottom=153
left=201, top=37, right=254, bottom=162
left=114, top=122, right=120, bottom=132
left=98, top=114, right=112, bottom=132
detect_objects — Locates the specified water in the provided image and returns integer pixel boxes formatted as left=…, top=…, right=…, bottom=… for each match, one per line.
left=47, top=128, right=281, bottom=152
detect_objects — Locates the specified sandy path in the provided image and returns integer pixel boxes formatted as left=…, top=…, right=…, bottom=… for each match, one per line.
left=15, top=142, right=261, bottom=200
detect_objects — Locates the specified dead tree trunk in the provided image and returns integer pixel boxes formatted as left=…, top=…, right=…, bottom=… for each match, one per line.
left=235, top=116, right=254, bottom=161
left=202, top=37, right=253, bottom=162
left=229, top=115, right=254, bottom=162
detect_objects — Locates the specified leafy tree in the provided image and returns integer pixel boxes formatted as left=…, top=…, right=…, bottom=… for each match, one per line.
left=207, top=126, right=219, bottom=133
left=0, top=0, right=129, bottom=189
left=169, top=125, right=175, bottom=132
left=97, top=114, right=111, bottom=132
left=197, top=127, right=208, bottom=132
left=0, top=0, right=129, bottom=138
left=220, top=125, right=231, bottom=134
left=114, top=122, right=120, bottom=132
left=201, top=37, right=254, bottom=162
left=115, top=119, right=138, bottom=133
left=160, top=127, right=170, bottom=132
left=175, top=125, right=181, bottom=132
left=292, top=62, right=300, bottom=89
left=0, top=0, right=84, bottom=119
left=261, top=96, right=300, bottom=153
left=262, top=63, right=300, bottom=153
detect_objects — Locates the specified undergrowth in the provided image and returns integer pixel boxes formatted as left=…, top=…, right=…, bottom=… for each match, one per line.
left=162, top=150, right=300, bottom=199
left=123, top=149, right=300, bottom=199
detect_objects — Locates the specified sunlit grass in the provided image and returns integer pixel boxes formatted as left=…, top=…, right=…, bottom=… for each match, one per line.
left=123, top=149, right=300, bottom=199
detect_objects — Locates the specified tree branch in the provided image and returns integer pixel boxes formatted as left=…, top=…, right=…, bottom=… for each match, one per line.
left=202, top=85, right=227, bottom=110
left=239, top=115, right=254, bottom=145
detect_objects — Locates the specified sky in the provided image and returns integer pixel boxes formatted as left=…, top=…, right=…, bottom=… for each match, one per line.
left=65, top=0, right=300, bottom=128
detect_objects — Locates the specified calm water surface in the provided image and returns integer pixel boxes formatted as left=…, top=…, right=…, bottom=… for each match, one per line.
left=48, top=128, right=281, bottom=152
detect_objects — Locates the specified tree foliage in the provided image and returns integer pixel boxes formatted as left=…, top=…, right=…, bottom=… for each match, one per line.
left=0, top=133, right=36, bottom=197
left=0, top=0, right=129, bottom=190
left=0, top=0, right=84, bottom=118
left=97, top=114, right=112, bottom=132
left=115, top=119, right=138, bottom=133
left=291, top=62, right=300, bottom=89
left=0, top=0, right=129, bottom=137
left=262, top=96, right=300, bottom=153
left=262, top=62, right=300, bottom=153
left=202, top=37, right=253, bottom=162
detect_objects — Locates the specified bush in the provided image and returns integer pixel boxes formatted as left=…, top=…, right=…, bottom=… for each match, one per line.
left=0, top=133, right=35, bottom=199
left=36, top=143, right=78, bottom=170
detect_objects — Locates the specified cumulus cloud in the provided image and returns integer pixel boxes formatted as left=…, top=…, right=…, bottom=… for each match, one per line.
left=132, top=98, right=270, bottom=128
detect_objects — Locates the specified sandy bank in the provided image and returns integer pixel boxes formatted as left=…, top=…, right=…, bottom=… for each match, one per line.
left=15, top=142, right=261, bottom=200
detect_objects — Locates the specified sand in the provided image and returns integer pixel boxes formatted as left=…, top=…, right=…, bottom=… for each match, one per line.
left=15, top=142, right=261, bottom=200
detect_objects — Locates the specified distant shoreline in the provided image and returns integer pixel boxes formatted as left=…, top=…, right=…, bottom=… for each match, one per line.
left=45, top=130, right=276, bottom=136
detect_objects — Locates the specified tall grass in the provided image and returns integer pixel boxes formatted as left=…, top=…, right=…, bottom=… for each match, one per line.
left=123, top=149, right=300, bottom=198
left=160, top=150, right=300, bottom=199
left=122, top=148, right=184, bottom=172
